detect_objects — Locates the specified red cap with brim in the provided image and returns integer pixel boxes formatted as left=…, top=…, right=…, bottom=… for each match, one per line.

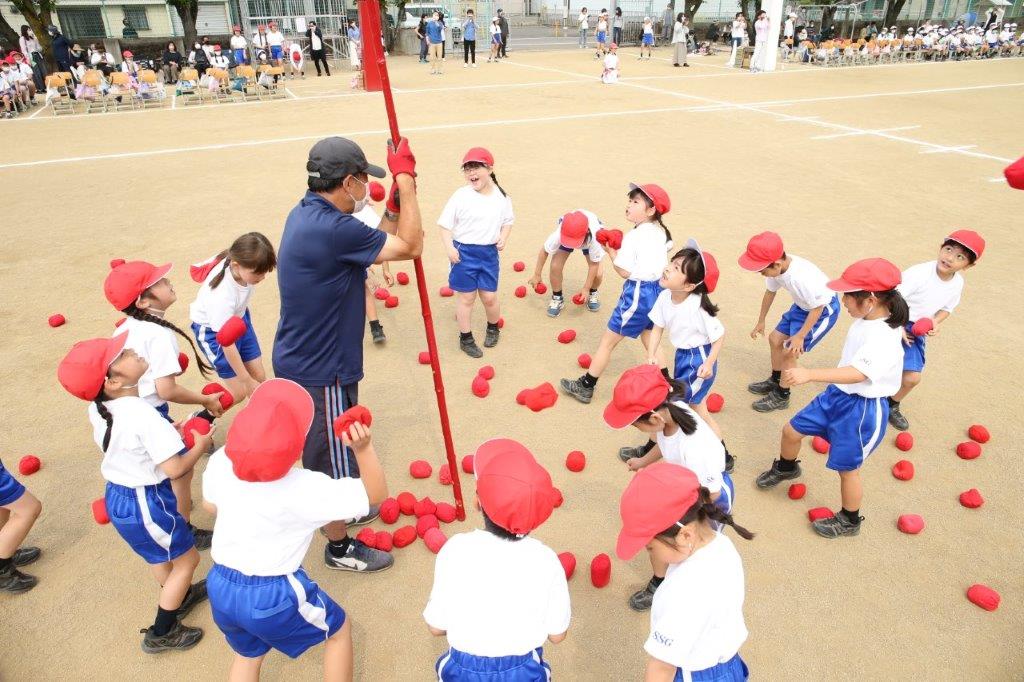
left=104, top=261, right=172, bottom=311
left=629, top=182, right=671, bottom=215
left=559, top=211, right=589, bottom=249
left=462, top=147, right=494, bottom=167
left=737, top=231, right=784, bottom=271
left=474, top=438, right=557, bottom=535
left=617, top=462, right=700, bottom=560
left=946, top=229, right=985, bottom=261
left=827, top=258, right=901, bottom=293
left=57, top=334, right=128, bottom=401
left=225, top=379, right=314, bottom=482
left=603, top=364, right=670, bottom=429
left=686, top=238, right=720, bottom=294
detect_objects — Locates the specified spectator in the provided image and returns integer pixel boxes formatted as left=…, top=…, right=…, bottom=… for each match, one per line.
left=189, top=40, right=211, bottom=74
left=672, top=13, right=690, bottom=67
left=489, top=16, right=502, bottom=61
left=120, top=50, right=140, bottom=78
left=162, top=42, right=182, bottom=83
left=230, top=26, right=248, bottom=66
left=613, top=7, right=624, bottom=45
left=252, top=24, right=270, bottom=61
left=426, top=11, right=444, bottom=74
left=578, top=7, right=590, bottom=48
left=18, top=26, right=45, bottom=90
left=122, top=18, right=138, bottom=39
left=211, top=45, right=230, bottom=71
left=662, top=2, right=674, bottom=41
left=751, top=10, right=770, bottom=72
left=308, top=20, right=330, bottom=76
left=47, top=25, right=72, bottom=73
left=729, top=12, right=746, bottom=66
left=820, top=23, right=835, bottom=41
left=463, top=9, right=478, bottom=68
left=784, top=12, right=795, bottom=47
left=595, top=10, right=609, bottom=59
left=68, top=43, right=87, bottom=71
left=0, top=61, right=18, bottom=117
left=439, top=13, right=448, bottom=60
left=10, top=53, right=38, bottom=105
left=201, top=36, right=215, bottom=60
left=266, top=21, right=285, bottom=66
left=498, top=9, right=510, bottom=58
left=417, top=14, right=429, bottom=63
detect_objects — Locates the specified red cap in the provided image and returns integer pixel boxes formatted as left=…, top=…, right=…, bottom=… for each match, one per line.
left=617, top=462, right=700, bottom=560
left=462, top=147, right=494, bottom=167
left=603, top=364, right=670, bottom=429
left=738, top=231, right=784, bottom=271
left=629, top=183, right=671, bottom=215
left=57, top=335, right=128, bottom=401
left=225, top=379, right=314, bottom=482
left=946, top=229, right=985, bottom=261
left=1005, top=156, right=1024, bottom=190
left=559, top=211, right=589, bottom=249
left=122, top=50, right=133, bottom=58
left=827, top=258, right=901, bottom=293
left=104, top=261, right=172, bottom=311
left=685, top=238, right=720, bottom=294
left=474, top=438, right=557, bottom=535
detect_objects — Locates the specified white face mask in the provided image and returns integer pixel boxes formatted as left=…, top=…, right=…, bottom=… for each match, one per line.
left=347, top=177, right=369, bottom=213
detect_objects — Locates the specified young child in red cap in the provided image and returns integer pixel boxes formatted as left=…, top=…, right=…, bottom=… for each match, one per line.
left=618, top=462, right=753, bottom=680
left=423, top=438, right=570, bottom=680
left=604, top=364, right=734, bottom=611
left=527, top=209, right=606, bottom=317
left=202, top=378, right=388, bottom=680
left=57, top=336, right=214, bottom=652
left=561, top=183, right=673, bottom=404
left=756, top=258, right=909, bottom=538
left=888, top=229, right=984, bottom=431
left=737, top=231, right=841, bottom=413
left=106, top=260, right=224, bottom=549
left=0, top=459, right=43, bottom=594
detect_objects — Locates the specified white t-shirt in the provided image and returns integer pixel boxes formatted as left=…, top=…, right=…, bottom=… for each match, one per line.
left=438, top=185, right=514, bottom=245
left=649, top=290, right=725, bottom=350
left=311, top=32, right=323, bottom=50
left=613, top=222, right=671, bottom=282
left=491, top=23, right=501, bottom=37
left=835, top=317, right=904, bottom=398
left=230, top=35, right=247, bottom=50
left=542, top=209, right=605, bottom=262
left=731, top=20, right=745, bottom=38
left=656, top=400, right=725, bottom=493
left=353, top=205, right=382, bottom=230
left=578, top=13, right=590, bottom=29
left=784, top=18, right=795, bottom=37
left=113, top=317, right=181, bottom=408
left=602, top=53, right=620, bottom=83
left=764, top=255, right=835, bottom=311
left=646, top=533, right=747, bottom=672
left=267, top=30, right=285, bottom=47
left=89, top=397, right=184, bottom=487
left=189, top=260, right=254, bottom=332
left=423, top=530, right=571, bottom=657
left=897, top=261, right=963, bottom=322
left=211, top=54, right=230, bottom=69
left=203, top=449, right=370, bottom=576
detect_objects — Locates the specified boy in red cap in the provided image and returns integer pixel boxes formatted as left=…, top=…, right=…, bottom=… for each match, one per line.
left=0, top=459, right=43, bottom=594
left=738, top=231, right=840, bottom=413
left=423, top=438, right=570, bottom=680
left=618, top=463, right=753, bottom=680
left=888, top=230, right=984, bottom=431
left=756, top=258, right=909, bottom=538
left=203, top=378, right=388, bottom=680
left=527, top=209, right=606, bottom=317
left=58, top=336, right=214, bottom=652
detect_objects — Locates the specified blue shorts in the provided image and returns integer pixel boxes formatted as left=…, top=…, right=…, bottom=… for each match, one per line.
left=717, top=471, right=734, bottom=515
left=775, top=296, right=840, bottom=352
left=105, top=480, right=194, bottom=564
left=0, top=459, right=26, bottom=507
left=642, top=34, right=654, bottom=46
left=608, top=279, right=660, bottom=338
left=902, top=322, right=926, bottom=373
left=270, top=45, right=283, bottom=60
left=193, top=309, right=262, bottom=380
left=597, top=31, right=607, bottom=43
left=674, top=344, right=718, bottom=405
left=675, top=653, right=748, bottom=681
left=208, top=564, right=346, bottom=659
left=155, top=402, right=173, bottom=423
left=789, top=384, right=888, bottom=472
left=492, top=34, right=502, bottom=45
left=436, top=647, right=551, bottom=681
left=449, top=242, right=499, bottom=293
left=234, top=49, right=248, bottom=64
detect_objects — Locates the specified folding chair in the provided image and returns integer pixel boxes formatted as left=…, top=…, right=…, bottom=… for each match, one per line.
left=177, top=68, right=203, bottom=106
left=137, top=69, right=166, bottom=108
left=45, top=74, right=75, bottom=115
left=257, top=65, right=287, bottom=100
left=235, top=65, right=260, bottom=102
left=82, top=70, right=109, bottom=113
left=108, top=72, right=138, bottom=111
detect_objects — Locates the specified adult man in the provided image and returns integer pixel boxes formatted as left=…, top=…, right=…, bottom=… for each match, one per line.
left=497, top=9, right=510, bottom=58
left=47, top=25, right=72, bottom=73
left=273, top=137, right=422, bottom=573
left=306, top=20, right=330, bottom=76
left=662, top=2, right=674, bottom=41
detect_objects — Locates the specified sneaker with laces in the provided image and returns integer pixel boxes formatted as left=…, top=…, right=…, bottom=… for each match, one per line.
left=371, top=324, right=386, bottom=344
left=888, top=403, right=909, bottom=431
left=140, top=621, right=203, bottom=653
left=324, top=539, right=394, bottom=573
left=12, top=546, right=41, bottom=567
left=755, top=459, right=802, bottom=489
left=587, top=291, right=600, bottom=312
left=812, top=513, right=863, bottom=538
left=0, top=565, right=37, bottom=593
left=547, top=296, right=564, bottom=318
left=752, top=390, right=790, bottom=413
left=628, top=578, right=659, bottom=611
left=559, top=377, right=594, bottom=404
left=460, top=335, right=484, bottom=358
left=177, top=579, right=208, bottom=619
left=747, top=378, right=778, bottom=395
left=483, top=326, right=500, bottom=348
left=191, top=526, right=213, bottom=551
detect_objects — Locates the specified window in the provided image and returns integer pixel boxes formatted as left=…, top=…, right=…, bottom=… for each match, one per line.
left=56, top=8, right=106, bottom=39
left=123, top=6, right=151, bottom=31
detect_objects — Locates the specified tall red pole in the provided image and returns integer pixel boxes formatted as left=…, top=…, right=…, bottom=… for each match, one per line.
left=357, top=0, right=467, bottom=521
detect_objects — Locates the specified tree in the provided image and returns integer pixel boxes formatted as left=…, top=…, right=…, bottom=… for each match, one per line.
left=0, top=13, right=22, bottom=52
left=683, top=0, right=704, bottom=21
left=167, top=0, right=199, bottom=49
left=883, top=0, right=908, bottom=27
left=8, top=0, right=57, bottom=69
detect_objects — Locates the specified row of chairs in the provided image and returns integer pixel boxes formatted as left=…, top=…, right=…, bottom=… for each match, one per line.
left=782, top=37, right=1024, bottom=68
left=176, top=65, right=288, bottom=107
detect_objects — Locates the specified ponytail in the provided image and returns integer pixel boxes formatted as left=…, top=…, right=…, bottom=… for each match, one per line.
left=94, top=391, right=114, bottom=452
left=654, top=215, right=672, bottom=246
left=207, top=249, right=231, bottom=289
left=672, top=248, right=720, bottom=317
left=656, top=487, right=755, bottom=541
left=627, top=187, right=671, bottom=244
left=846, top=289, right=910, bottom=329
left=123, top=303, right=213, bottom=378
left=489, top=171, right=508, bottom=197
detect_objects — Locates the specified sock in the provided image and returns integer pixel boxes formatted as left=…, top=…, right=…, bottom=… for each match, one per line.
left=770, top=370, right=782, bottom=383
left=778, top=386, right=791, bottom=398
left=176, top=586, right=193, bottom=614
left=0, top=556, right=12, bottom=572
left=369, top=320, right=382, bottom=330
left=650, top=575, right=665, bottom=589
left=460, top=331, right=474, bottom=342
left=590, top=288, right=598, bottom=294
left=328, top=536, right=353, bottom=558
left=152, top=606, right=178, bottom=637
left=840, top=508, right=861, bottom=525
left=777, top=458, right=797, bottom=472
left=640, top=440, right=656, bottom=455
left=486, top=321, right=499, bottom=331
left=552, top=290, right=563, bottom=299
left=888, top=397, right=899, bottom=407
left=580, top=373, right=598, bottom=389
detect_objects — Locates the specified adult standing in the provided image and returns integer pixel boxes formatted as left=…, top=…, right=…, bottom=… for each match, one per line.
left=729, top=13, right=746, bottom=67
left=784, top=12, right=795, bottom=49
left=347, top=20, right=361, bottom=70
left=662, top=3, right=674, bottom=42
left=273, top=136, right=423, bottom=574
left=612, top=8, right=624, bottom=46
left=578, top=8, right=590, bottom=49
left=672, top=13, right=690, bottom=67
left=416, top=15, right=429, bottom=63
left=497, top=9, right=510, bottom=58
left=463, top=9, right=478, bottom=67
left=162, top=42, right=183, bottom=83
left=18, top=26, right=45, bottom=90
left=751, top=9, right=770, bottom=72
left=307, top=20, right=329, bottom=76
left=47, top=25, right=72, bottom=73
left=426, top=11, right=444, bottom=74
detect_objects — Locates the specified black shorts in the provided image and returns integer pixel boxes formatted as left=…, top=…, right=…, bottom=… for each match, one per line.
left=299, top=381, right=360, bottom=479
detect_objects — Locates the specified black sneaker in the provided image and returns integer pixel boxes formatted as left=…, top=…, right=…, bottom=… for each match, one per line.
left=755, top=459, right=802, bottom=489
left=371, top=324, right=386, bottom=344
left=888, top=403, right=909, bottom=431
left=460, top=335, right=483, bottom=358
left=191, top=526, right=213, bottom=551
left=725, top=453, right=735, bottom=474
left=140, top=621, right=204, bottom=653
left=324, top=539, right=394, bottom=573
left=618, top=445, right=646, bottom=463
left=483, top=326, right=500, bottom=348
left=747, top=378, right=778, bottom=395
left=628, top=578, right=659, bottom=611
left=13, top=546, right=41, bottom=567
left=177, top=579, right=208, bottom=619
left=812, top=513, right=863, bottom=538
left=752, top=390, right=790, bottom=413
left=0, top=565, right=37, bottom=593
left=560, top=377, right=594, bottom=404
left=346, top=504, right=380, bottom=528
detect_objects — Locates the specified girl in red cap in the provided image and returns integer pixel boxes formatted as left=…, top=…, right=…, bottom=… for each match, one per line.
left=756, top=258, right=909, bottom=538
left=618, top=462, right=753, bottom=680
left=57, top=337, right=214, bottom=653
left=527, top=209, right=606, bottom=317
left=438, top=147, right=514, bottom=358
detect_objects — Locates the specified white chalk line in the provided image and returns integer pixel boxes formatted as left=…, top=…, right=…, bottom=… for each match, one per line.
left=921, top=144, right=976, bottom=154
left=812, top=125, right=920, bottom=140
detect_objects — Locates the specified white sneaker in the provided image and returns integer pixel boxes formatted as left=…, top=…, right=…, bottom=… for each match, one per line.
left=463, top=63, right=468, bottom=68
left=472, top=63, right=478, bottom=68
left=547, top=296, right=565, bottom=318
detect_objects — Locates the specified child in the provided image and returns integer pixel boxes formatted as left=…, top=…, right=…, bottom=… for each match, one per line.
left=756, top=258, right=908, bottom=538
left=602, top=42, right=620, bottom=83
left=438, top=147, right=514, bottom=358
left=561, top=183, right=672, bottom=403
left=0, top=459, right=43, bottom=593
left=190, top=233, right=277, bottom=403
left=738, top=231, right=841, bottom=413
left=489, top=17, right=502, bottom=62
left=202, top=379, right=386, bottom=679
left=528, top=209, right=605, bottom=317
left=424, top=438, right=570, bottom=679
left=57, top=336, right=214, bottom=652
left=604, top=364, right=734, bottom=612
left=617, top=463, right=752, bottom=680
left=641, top=17, right=655, bottom=58
left=888, top=230, right=984, bottom=431
left=351, top=188, right=393, bottom=344
left=230, top=26, right=249, bottom=66
left=595, top=11, right=609, bottom=58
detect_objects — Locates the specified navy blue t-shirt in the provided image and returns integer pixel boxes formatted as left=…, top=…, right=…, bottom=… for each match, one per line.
left=273, top=192, right=387, bottom=387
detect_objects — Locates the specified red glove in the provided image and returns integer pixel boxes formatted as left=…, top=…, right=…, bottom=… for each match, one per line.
left=387, top=137, right=416, bottom=178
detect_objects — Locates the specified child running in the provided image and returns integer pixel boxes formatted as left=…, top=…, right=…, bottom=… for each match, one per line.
left=58, top=336, right=213, bottom=652
left=738, top=231, right=841, bottom=413
left=528, top=209, right=605, bottom=317
left=424, top=438, right=570, bottom=680
left=756, top=258, right=908, bottom=538
left=887, top=230, right=984, bottom=431
left=439, top=147, right=514, bottom=358
left=0, top=459, right=43, bottom=593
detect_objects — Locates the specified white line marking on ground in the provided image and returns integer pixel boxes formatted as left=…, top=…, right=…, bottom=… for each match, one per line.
left=987, top=177, right=1007, bottom=183
left=920, top=144, right=976, bottom=154
left=26, top=105, right=46, bottom=119
left=171, top=91, right=177, bottom=109
left=285, top=87, right=299, bottom=99
left=812, top=125, right=921, bottom=140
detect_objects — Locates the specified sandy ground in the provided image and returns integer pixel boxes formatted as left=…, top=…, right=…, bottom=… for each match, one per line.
left=1, top=48, right=1022, bottom=681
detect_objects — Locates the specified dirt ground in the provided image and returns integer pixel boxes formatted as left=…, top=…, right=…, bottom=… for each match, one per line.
left=1, top=47, right=1021, bottom=681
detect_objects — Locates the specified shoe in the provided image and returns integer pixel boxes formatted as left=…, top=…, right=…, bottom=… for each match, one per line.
left=587, top=291, right=601, bottom=312
left=547, top=296, right=564, bottom=318
left=618, top=445, right=647, bottom=462
left=888, top=403, right=909, bottom=431
left=140, top=621, right=203, bottom=653
left=12, top=546, right=41, bottom=567
left=177, top=579, right=208, bottom=619
left=460, top=335, right=483, bottom=358
left=371, top=324, right=386, bottom=344
left=812, top=513, right=863, bottom=538
left=324, top=539, right=394, bottom=573
left=472, top=63, right=478, bottom=68
left=683, top=63, right=690, bottom=67
left=755, top=459, right=802, bottom=489
left=483, top=326, right=500, bottom=348
left=673, top=62, right=680, bottom=66
left=346, top=504, right=381, bottom=527
left=747, top=378, right=779, bottom=395
left=0, top=565, right=37, bottom=593
left=463, top=63, right=468, bottom=68
left=628, top=578, right=658, bottom=611
left=191, top=526, right=213, bottom=551
left=559, top=377, right=594, bottom=404
left=752, top=390, right=790, bottom=413
left=725, top=453, right=735, bottom=474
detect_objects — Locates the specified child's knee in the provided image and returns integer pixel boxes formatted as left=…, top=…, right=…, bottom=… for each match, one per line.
left=782, top=423, right=803, bottom=441
left=902, top=371, right=922, bottom=387
left=177, top=548, right=201, bottom=570
left=768, top=330, right=787, bottom=348
left=20, top=493, right=42, bottom=520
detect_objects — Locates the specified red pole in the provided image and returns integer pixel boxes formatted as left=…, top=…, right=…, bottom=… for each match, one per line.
left=358, top=0, right=467, bottom=521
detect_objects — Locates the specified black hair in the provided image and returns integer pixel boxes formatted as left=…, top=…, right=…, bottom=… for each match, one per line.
left=655, top=487, right=754, bottom=541
left=308, top=175, right=345, bottom=193
left=210, top=232, right=277, bottom=289
left=628, top=188, right=672, bottom=244
left=672, top=248, right=719, bottom=317
left=636, top=377, right=698, bottom=433
left=481, top=507, right=525, bottom=542
left=677, top=12, right=685, bottom=22
left=463, top=161, right=508, bottom=197
left=21, top=25, right=31, bottom=38
left=942, top=239, right=977, bottom=265
left=94, top=389, right=114, bottom=452
left=122, top=302, right=213, bottom=378
left=844, top=289, right=909, bottom=329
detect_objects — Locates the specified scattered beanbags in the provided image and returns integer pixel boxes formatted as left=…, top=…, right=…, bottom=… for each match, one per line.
left=478, top=365, right=495, bottom=380
left=808, top=507, right=834, bottom=522
left=424, top=527, right=448, bottom=554
left=414, top=497, right=437, bottom=518
left=385, top=295, right=399, bottom=309
left=393, top=525, right=417, bottom=548
left=332, top=405, right=373, bottom=439
left=565, top=450, right=586, bottom=472
left=396, top=271, right=410, bottom=285
left=380, top=497, right=401, bottom=524
left=590, top=553, right=611, bottom=588
left=895, top=432, right=914, bottom=451
left=461, top=455, right=475, bottom=474
left=959, top=488, right=984, bottom=508
left=897, top=514, right=925, bottom=534
left=216, top=316, right=248, bottom=346
left=92, top=498, right=110, bottom=525
left=374, top=287, right=389, bottom=301
left=513, top=261, right=526, bottom=272
left=891, top=460, right=915, bottom=481
left=416, top=514, right=440, bottom=538
left=18, top=456, right=41, bottom=476
left=202, top=383, right=235, bottom=410
left=397, top=491, right=418, bottom=515
left=418, top=351, right=431, bottom=365
left=375, top=531, right=393, bottom=552
left=968, top=424, right=990, bottom=444
left=578, top=353, right=592, bottom=369
left=48, top=314, right=66, bottom=328
left=956, top=441, right=982, bottom=460
left=355, top=527, right=377, bottom=548
left=788, top=483, right=806, bottom=500
left=910, top=317, right=933, bottom=336
left=572, top=293, right=585, bottom=305
left=811, top=436, right=830, bottom=454
left=518, top=382, right=558, bottom=412
left=410, top=460, right=433, bottom=478
left=439, top=464, right=452, bottom=486
left=439, top=286, right=455, bottom=297
left=558, top=552, right=576, bottom=580
left=706, top=393, right=724, bottom=413
left=182, top=416, right=212, bottom=450
left=557, top=329, right=576, bottom=344
left=178, top=352, right=189, bottom=373
left=471, top=375, right=490, bottom=398
left=535, top=282, right=548, bottom=295
left=966, top=584, right=1000, bottom=611
left=514, top=286, right=528, bottom=298
left=435, top=502, right=457, bottom=523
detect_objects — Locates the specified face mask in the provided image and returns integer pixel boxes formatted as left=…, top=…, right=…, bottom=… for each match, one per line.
left=347, top=177, right=369, bottom=212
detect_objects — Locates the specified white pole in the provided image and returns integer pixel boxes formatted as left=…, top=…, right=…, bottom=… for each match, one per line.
left=762, top=0, right=784, bottom=70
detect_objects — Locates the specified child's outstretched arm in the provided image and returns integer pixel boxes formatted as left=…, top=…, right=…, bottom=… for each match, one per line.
left=782, top=365, right=866, bottom=388
left=528, top=247, right=549, bottom=288
left=576, top=260, right=601, bottom=299
left=751, top=289, right=776, bottom=339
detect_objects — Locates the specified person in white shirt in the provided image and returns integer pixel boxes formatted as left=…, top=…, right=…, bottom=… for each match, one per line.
left=671, top=14, right=690, bottom=67
left=229, top=26, right=249, bottom=65
left=595, top=11, right=609, bottom=58
left=266, top=21, right=285, bottom=65
left=529, top=209, right=605, bottom=316
left=601, top=40, right=620, bottom=81
left=0, top=68, right=15, bottom=118
left=57, top=335, right=214, bottom=653
left=488, top=16, right=502, bottom=62
left=578, top=7, right=590, bottom=48
left=210, top=45, right=230, bottom=70
left=203, top=379, right=387, bottom=680
left=617, top=463, right=753, bottom=680
left=251, top=24, right=270, bottom=61
left=8, top=54, right=37, bottom=104
left=424, top=438, right=570, bottom=680
left=729, top=12, right=747, bottom=66
left=756, top=258, right=909, bottom=539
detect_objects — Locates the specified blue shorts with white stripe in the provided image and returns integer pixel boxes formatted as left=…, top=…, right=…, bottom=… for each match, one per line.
left=436, top=646, right=552, bottom=681
left=789, top=384, right=889, bottom=472
left=674, top=344, right=718, bottom=405
left=774, top=296, right=840, bottom=352
left=608, top=279, right=660, bottom=338
left=105, top=479, right=194, bottom=564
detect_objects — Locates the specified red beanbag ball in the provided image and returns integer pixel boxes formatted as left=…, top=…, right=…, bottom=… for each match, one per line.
left=393, top=525, right=417, bottom=548
left=418, top=351, right=431, bottom=365
left=424, top=527, right=448, bottom=554
left=368, top=181, right=386, bottom=202
left=897, top=514, right=925, bottom=535
left=968, top=424, right=990, bottom=444
left=332, top=405, right=373, bottom=440
left=439, top=286, right=454, bottom=297
left=380, top=497, right=401, bottom=524
left=966, top=584, right=1000, bottom=611
left=355, top=527, right=377, bottom=548
left=416, top=514, right=440, bottom=538
left=808, top=507, right=835, bottom=522
left=565, top=450, right=586, bottom=472
left=410, top=460, right=433, bottom=478
left=414, top=497, right=437, bottom=518
left=572, top=293, right=585, bottom=305
left=202, top=382, right=235, bottom=410
left=91, top=498, right=110, bottom=525
left=374, top=531, right=393, bottom=552
left=552, top=488, right=563, bottom=508
left=439, top=464, right=452, bottom=486
left=461, top=455, right=475, bottom=474
left=811, top=436, right=830, bottom=454
left=497, top=317, right=505, bottom=329
left=590, top=553, right=611, bottom=588
left=109, top=258, right=126, bottom=269
left=396, top=271, right=410, bottom=285
left=182, top=416, right=212, bottom=450
left=397, top=492, right=418, bottom=515
left=471, top=375, right=490, bottom=398
left=596, top=229, right=610, bottom=245
left=435, top=502, right=457, bottom=523
left=48, top=314, right=66, bottom=328
left=891, top=460, right=915, bottom=481
left=959, top=488, right=984, bottom=508
left=515, top=390, right=528, bottom=405
left=558, top=552, right=576, bottom=580
left=374, top=287, right=389, bottom=301
left=895, top=432, right=914, bottom=451
left=706, top=393, right=724, bottom=413
left=910, top=317, right=933, bottom=336
left=216, top=315, right=248, bottom=346
left=478, top=365, right=495, bottom=380
left=956, top=441, right=982, bottom=460
left=385, top=295, right=399, bottom=309
left=178, top=352, right=189, bottom=373
left=578, top=353, right=592, bottom=369
left=788, top=483, right=806, bottom=500
left=522, top=383, right=558, bottom=412
left=535, top=282, right=548, bottom=295
left=513, top=261, right=526, bottom=272
left=18, top=456, right=41, bottom=476
left=514, top=285, right=528, bottom=298
left=557, top=329, right=576, bottom=344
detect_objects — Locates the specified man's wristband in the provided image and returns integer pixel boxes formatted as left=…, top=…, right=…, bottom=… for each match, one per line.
left=384, top=209, right=399, bottom=221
